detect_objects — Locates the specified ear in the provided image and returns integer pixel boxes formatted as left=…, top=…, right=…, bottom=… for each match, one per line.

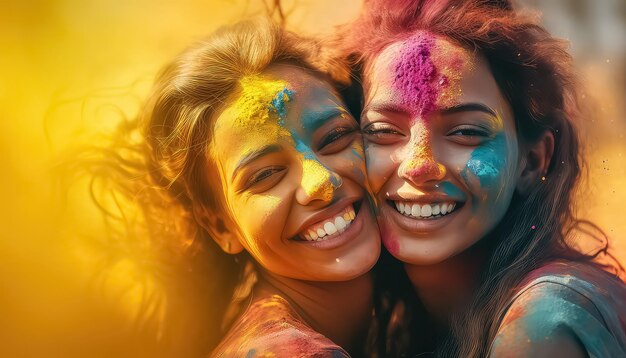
left=517, top=130, right=555, bottom=195
left=193, top=204, right=244, bottom=254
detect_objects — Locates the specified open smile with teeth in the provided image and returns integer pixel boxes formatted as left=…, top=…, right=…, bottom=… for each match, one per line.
left=299, top=205, right=357, bottom=242
left=392, top=201, right=458, bottom=219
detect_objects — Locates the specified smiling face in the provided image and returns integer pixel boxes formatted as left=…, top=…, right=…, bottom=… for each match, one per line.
left=362, top=32, right=521, bottom=265
left=207, top=64, right=380, bottom=281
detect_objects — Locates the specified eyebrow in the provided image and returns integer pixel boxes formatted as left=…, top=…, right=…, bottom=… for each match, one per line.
left=363, top=102, right=498, bottom=117
left=362, top=103, right=408, bottom=115
left=301, top=106, right=347, bottom=132
left=441, top=103, right=497, bottom=117
left=232, top=144, right=281, bottom=178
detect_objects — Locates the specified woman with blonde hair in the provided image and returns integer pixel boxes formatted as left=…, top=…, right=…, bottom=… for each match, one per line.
left=92, top=17, right=380, bottom=357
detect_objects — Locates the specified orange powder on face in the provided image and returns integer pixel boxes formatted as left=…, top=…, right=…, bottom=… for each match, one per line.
left=402, top=120, right=446, bottom=178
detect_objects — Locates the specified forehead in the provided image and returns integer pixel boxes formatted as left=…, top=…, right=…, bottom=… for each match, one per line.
left=368, top=32, right=471, bottom=114
left=210, top=65, right=344, bottom=176
left=367, top=31, right=510, bottom=120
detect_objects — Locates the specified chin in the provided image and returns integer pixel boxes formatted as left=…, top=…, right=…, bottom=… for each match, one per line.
left=333, top=243, right=381, bottom=281
left=385, top=234, right=465, bottom=266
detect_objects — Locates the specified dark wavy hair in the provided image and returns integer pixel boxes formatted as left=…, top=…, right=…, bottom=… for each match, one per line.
left=336, top=0, right=623, bottom=356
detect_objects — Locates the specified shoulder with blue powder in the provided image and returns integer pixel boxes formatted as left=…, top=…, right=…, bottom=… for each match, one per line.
left=489, top=260, right=626, bottom=358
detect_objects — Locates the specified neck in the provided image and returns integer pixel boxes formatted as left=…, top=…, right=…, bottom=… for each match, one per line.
left=253, top=270, right=373, bottom=355
left=404, top=243, right=488, bottom=325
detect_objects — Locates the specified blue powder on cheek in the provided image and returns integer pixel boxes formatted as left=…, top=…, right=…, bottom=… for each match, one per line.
left=270, top=87, right=295, bottom=125
left=439, top=182, right=466, bottom=200
left=461, top=133, right=507, bottom=188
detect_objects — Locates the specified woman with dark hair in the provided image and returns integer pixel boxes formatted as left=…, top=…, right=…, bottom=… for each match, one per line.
left=337, top=0, right=626, bottom=356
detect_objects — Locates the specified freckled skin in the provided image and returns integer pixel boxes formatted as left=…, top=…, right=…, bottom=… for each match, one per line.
left=209, top=64, right=380, bottom=281
left=362, top=31, right=520, bottom=265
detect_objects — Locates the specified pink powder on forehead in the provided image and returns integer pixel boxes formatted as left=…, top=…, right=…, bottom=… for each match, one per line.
left=391, top=33, right=468, bottom=117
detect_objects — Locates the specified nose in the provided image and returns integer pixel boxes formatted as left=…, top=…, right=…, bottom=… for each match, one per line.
left=296, top=158, right=342, bottom=205
left=398, top=124, right=446, bottom=186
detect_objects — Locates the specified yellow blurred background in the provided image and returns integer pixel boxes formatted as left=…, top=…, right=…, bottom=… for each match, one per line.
left=1, top=0, right=625, bottom=356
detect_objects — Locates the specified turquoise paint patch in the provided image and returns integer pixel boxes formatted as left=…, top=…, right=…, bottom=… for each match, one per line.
left=351, top=147, right=364, bottom=161
left=270, top=87, right=294, bottom=125
left=461, top=132, right=507, bottom=188
left=439, top=182, right=466, bottom=200
left=301, top=105, right=344, bottom=133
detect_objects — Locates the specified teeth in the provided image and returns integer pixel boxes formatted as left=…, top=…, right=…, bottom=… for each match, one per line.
left=393, top=201, right=458, bottom=219
left=299, top=204, right=357, bottom=241
left=411, top=204, right=420, bottom=217
left=335, top=217, right=347, bottom=231
left=324, top=222, right=337, bottom=235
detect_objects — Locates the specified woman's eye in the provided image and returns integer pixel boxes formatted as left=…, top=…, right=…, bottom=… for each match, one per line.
left=446, top=126, right=493, bottom=145
left=318, top=126, right=357, bottom=152
left=248, top=167, right=284, bottom=186
left=448, top=127, right=490, bottom=137
left=362, top=122, right=403, bottom=144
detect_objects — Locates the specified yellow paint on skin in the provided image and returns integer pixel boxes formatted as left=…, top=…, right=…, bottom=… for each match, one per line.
left=233, top=75, right=291, bottom=127
left=301, top=158, right=336, bottom=201
left=214, top=74, right=342, bottom=206
left=212, top=75, right=294, bottom=183
left=403, top=120, right=446, bottom=178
